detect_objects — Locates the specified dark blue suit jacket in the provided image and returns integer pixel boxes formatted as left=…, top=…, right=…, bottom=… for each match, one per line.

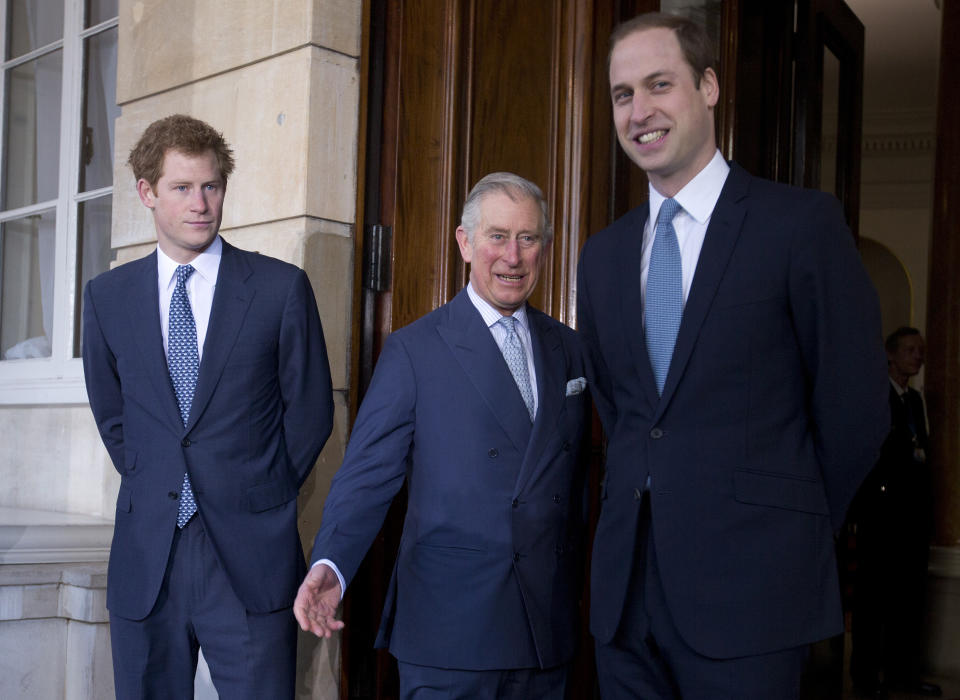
left=82, top=240, right=333, bottom=620
left=310, top=289, right=589, bottom=670
left=577, top=163, right=889, bottom=658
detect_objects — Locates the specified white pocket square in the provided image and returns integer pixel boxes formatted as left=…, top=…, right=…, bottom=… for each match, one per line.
left=566, top=377, right=587, bottom=396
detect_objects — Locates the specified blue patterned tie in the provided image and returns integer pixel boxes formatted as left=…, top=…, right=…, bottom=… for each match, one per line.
left=498, top=316, right=535, bottom=421
left=168, top=264, right=199, bottom=528
left=645, top=198, right=683, bottom=395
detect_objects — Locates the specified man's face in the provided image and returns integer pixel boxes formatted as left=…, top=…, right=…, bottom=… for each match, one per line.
left=888, top=334, right=925, bottom=379
left=609, top=27, right=719, bottom=196
left=455, top=191, right=548, bottom=316
left=137, top=148, right=225, bottom=264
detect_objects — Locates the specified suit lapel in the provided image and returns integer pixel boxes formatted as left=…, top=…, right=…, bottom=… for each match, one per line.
left=617, top=205, right=660, bottom=402
left=127, top=252, right=184, bottom=430
left=187, top=241, right=254, bottom=431
left=656, top=164, right=749, bottom=416
left=437, top=291, right=532, bottom=454
left=515, top=309, right=565, bottom=494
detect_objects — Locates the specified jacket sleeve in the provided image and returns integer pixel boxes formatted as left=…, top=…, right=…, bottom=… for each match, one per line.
left=309, top=332, right=416, bottom=588
left=278, top=269, right=334, bottom=487
left=81, top=280, right=126, bottom=473
left=787, top=192, right=890, bottom=529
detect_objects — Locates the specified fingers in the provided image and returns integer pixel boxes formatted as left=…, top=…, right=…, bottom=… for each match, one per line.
left=294, top=574, right=345, bottom=638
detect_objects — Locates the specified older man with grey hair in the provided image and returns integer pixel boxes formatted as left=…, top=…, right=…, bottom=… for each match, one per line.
left=295, top=172, right=590, bottom=699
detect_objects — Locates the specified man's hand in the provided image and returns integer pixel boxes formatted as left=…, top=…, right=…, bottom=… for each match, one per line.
left=293, top=563, right=345, bottom=638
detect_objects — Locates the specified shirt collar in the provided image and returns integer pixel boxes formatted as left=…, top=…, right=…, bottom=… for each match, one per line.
left=648, top=149, right=730, bottom=226
left=466, top=282, right=529, bottom=332
left=157, top=235, right=223, bottom=287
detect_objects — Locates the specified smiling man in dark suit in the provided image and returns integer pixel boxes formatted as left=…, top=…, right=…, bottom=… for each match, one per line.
left=82, top=114, right=333, bottom=698
left=576, top=13, right=889, bottom=699
left=294, top=172, right=589, bottom=699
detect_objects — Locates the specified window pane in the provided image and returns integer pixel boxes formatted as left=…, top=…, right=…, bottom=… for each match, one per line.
left=8, top=0, right=64, bottom=59
left=1, top=209, right=55, bottom=360
left=84, top=0, right=117, bottom=28
left=79, top=26, right=118, bottom=192
left=73, top=194, right=114, bottom=356
left=2, top=49, right=62, bottom=210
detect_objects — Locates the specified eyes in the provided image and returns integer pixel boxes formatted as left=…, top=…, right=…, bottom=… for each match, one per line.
left=173, top=183, right=221, bottom=193
left=611, top=80, right=672, bottom=105
left=487, top=232, right=541, bottom=248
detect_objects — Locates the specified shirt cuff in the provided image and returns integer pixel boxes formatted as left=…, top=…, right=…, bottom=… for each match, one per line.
left=312, top=558, right=346, bottom=602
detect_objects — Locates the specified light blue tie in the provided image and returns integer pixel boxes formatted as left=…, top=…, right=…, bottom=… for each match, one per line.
left=168, top=264, right=199, bottom=528
left=645, top=198, right=683, bottom=395
left=498, top=316, right=535, bottom=421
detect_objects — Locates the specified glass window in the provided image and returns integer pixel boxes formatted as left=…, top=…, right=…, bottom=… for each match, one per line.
left=8, top=0, right=64, bottom=58
left=1, top=209, right=55, bottom=359
left=84, top=0, right=116, bottom=29
left=0, top=0, right=118, bottom=401
left=3, top=50, right=63, bottom=210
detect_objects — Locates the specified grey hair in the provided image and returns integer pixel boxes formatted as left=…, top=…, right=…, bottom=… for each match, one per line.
left=459, top=172, right=553, bottom=245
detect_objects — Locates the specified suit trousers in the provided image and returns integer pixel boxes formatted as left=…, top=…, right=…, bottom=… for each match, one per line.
left=109, top=517, right=296, bottom=699
left=594, top=494, right=808, bottom=700
left=397, top=660, right=568, bottom=700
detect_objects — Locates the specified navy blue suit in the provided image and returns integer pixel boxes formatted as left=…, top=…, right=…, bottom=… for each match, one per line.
left=577, top=164, right=889, bottom=681
left=83, top=240, right=333, bottom=694
left=311, top=289, right=589, bottom=674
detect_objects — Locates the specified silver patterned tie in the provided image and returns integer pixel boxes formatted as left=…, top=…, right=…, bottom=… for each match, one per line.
left=645, top=198, right=683, bottom=395
left=498, top=315, right=535, bottom=422
left=168, top=264, right=199, bottom=528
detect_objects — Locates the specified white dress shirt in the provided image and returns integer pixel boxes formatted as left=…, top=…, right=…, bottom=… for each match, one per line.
left=157, top=236, right=222, bottom=360
left=641, top=150, right=730, bottom=314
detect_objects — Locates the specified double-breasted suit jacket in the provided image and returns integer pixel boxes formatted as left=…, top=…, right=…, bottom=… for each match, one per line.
left=310, top=289, right=589, bottom=670
left=83, top=240, right=333, bottom=620
left=577, top=163, right=889, bottom=658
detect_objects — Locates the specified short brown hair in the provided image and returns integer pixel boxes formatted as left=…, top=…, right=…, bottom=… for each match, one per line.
left=128, top=114, right=235, bottom=189
left=609, top=12, right=717, bottom=88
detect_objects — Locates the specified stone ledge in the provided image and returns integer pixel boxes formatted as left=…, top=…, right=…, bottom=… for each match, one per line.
left=0, top=563, right=108, bottom=624
left=0, top=507, right=112, bottom=565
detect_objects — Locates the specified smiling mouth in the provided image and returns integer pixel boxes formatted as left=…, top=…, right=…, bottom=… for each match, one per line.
left=497, top=273, right=525, bottom=282
left=636, top=129, right=667, bottom=144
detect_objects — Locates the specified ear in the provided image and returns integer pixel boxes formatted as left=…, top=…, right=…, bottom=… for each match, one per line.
left=136, top=178, right=156, bottom=209
left=455, top=226, right=473, bottom=264
left=701, top=67, right=720, bottom=109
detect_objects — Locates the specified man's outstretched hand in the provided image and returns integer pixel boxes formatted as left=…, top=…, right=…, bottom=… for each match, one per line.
left=293, top=563, right=345, bottom=638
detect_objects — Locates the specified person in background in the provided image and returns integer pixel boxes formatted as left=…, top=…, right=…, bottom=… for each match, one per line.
left=850, top=327, right=941, bottom=698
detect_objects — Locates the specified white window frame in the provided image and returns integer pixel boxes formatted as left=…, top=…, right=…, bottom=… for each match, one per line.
left=0, top=1, right=118, bottom=405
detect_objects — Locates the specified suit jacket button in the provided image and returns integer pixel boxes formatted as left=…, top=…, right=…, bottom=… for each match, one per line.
left=562, top=441, right=571, bottom=452
left=649, top=428, right=664, bottom=439
left=555, top=544, right=565, bottom=555
left=553, top=494, right=561, bottom=504
left=181, top=438, right=191, bottom=447
left=512, top=498, right=519, bottom=508
left=488, top=448, right=498, bottom=458
left=513, top=552, right=521, bottom=562
left=168, top=491, right=179, bottom=500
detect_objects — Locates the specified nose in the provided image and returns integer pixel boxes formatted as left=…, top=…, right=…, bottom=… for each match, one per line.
left=502, top=238, right=521, bottom=265
left=631, top=92, right=653, bottom=123
left=189, top=189, right=209, bottom=212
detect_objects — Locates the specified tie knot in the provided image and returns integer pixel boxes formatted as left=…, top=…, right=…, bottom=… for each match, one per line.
left=175, top=264, right=195, bottom=286
left=658, top=198, right=682, bottom=228
left=498, top=315, right=518, bottom=333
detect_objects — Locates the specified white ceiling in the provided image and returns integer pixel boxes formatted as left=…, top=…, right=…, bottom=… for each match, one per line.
left=845, top=0, right=942, bottom=123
